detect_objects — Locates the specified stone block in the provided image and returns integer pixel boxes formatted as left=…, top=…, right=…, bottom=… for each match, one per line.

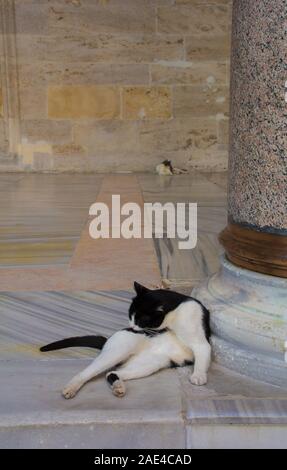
left=217, top=118, right=229, bottom=144
left=48, top=0, right=155, bottom=35
left=123, top=87, right=172, bottom=120
left=16, top=34, right=184, bottom=64
left=226, top=59, right=231, bottom=85
left=0, top=360, right=185, bottom=449
left=18, top=63, right=150, bottom=87
left=0, top=88, right=3, bottom=116
left=15, top=0, right=49, bottom=35
left=155, top=0, right=175, bottom=4
left=0, top=422, right=186, bottom=449
left=21, top=120, right=72, bottom=144
left=187, top=425, right=287, bottom=449
left=33, top=152, right=54, bottom=171
left=73, top=120, right=139, bottom=156
left=0, top=119, right=8, bottom=154
left=138, top=117, right=219, bottom=169
left=173, top=85, right=229, bottom=117
left=48, top=86, right=120, bottom=119
left=158, top=4, right=230, bottom=35
left=186, top=34, right=231, bottom=61
left=18, top=140, right=53, bottom=168
left=151, top=61, right=227, bottom=85
left=176, top=0, right=232, bottom=4
left=53, top=154, right=91, bottom=172
left=52, top=143, right=86, bottom=157
left=19, top=87, right=47, bottom=119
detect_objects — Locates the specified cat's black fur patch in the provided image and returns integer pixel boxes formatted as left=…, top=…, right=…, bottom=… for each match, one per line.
left=123, top=327, right=168, bottom=337
left=40, top=335, right=107, bottom=352
left=170, top=359, right=194, bottom=368
left=106, top=373, right=119, bottom=386
left=131, top=282, right=211, bottom=342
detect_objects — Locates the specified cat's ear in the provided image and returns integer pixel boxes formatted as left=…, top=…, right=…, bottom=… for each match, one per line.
left=134, top=281, right=149, bottom=296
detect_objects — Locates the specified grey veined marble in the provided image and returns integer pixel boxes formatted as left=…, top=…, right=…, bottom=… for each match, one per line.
left=193, top=256, right=287, bottom=388
left=138, top=172, right=227, bottom=286
left=0, top=290, right=132, bottom=359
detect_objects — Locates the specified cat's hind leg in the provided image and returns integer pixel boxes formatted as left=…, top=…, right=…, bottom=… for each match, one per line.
left=62, top=330, right=144, bottom=399
left=106, top=349, right=170, bottom=397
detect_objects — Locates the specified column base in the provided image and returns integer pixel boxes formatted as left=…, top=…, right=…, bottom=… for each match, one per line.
left=193, top=256, right=287, bottom=388
left=219, top=223, right=287, bottom=278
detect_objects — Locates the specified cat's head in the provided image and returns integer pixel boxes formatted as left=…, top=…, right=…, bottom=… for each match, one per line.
left=162, top=159, right=173, bottom=172
left=129, top=282, right=167, bottom=330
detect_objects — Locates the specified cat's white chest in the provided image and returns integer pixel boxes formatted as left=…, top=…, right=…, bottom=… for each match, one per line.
left=162, top=300, right=207, bottom=352
left=148, top=332, right=194, bottom=364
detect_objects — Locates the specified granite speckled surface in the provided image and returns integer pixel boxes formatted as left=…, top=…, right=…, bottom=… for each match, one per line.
left=228, top=0, right=287, bottom=233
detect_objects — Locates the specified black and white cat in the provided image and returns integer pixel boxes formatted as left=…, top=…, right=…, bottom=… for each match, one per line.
left=40, top=282, right=211, bottom=399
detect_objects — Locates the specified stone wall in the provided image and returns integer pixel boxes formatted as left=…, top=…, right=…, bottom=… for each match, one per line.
left=0, top=0, right=232, bottom=172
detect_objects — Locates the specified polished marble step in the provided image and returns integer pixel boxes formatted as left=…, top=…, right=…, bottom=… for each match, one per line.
left=0, top=360, right=286, bottom=449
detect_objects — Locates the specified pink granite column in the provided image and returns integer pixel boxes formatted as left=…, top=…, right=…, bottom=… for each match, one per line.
left=220, top=0, right=287, bottom=277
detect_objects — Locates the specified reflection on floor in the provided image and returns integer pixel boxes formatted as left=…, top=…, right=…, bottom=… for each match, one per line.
left=0, top=174, right=103, bottom=267
left=138, top=172, right=227, bottom=287
left=0, top=171, right=226, bottom=290
left=154, top=233, right=224, bottom=287
left=0, top=174, right=161, bottom=291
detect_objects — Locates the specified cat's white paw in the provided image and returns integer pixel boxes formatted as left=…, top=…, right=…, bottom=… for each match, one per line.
left=62, top=385, right=79, bottom=399
left=189, top=373, right=207, bottom=386
left=112, top=380, right=126, bottom=398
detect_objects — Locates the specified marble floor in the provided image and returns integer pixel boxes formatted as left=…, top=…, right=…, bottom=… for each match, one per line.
left=0, top=171, right=227, bottom=355
left=0, top=171, right=226, bottom=290
left=0, top=287, right=286, bottom=449
left=0, top=174, right=103, bottom=267
left=0, top=172, right=286, bottom=448
left=0, top=290, right=131, bottom=359
left=138, top=173, right=227, bottom=287
left=0, top=174, right=161, bottom=291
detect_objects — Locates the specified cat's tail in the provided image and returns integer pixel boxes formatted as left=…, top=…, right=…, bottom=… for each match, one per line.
left=40, top=335, right=107, bottom=352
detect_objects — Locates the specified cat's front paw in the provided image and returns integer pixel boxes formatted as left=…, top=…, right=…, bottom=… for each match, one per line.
left=189, top=372, right=207, bottom=386
left=62, top=385, right=79, bottom=399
